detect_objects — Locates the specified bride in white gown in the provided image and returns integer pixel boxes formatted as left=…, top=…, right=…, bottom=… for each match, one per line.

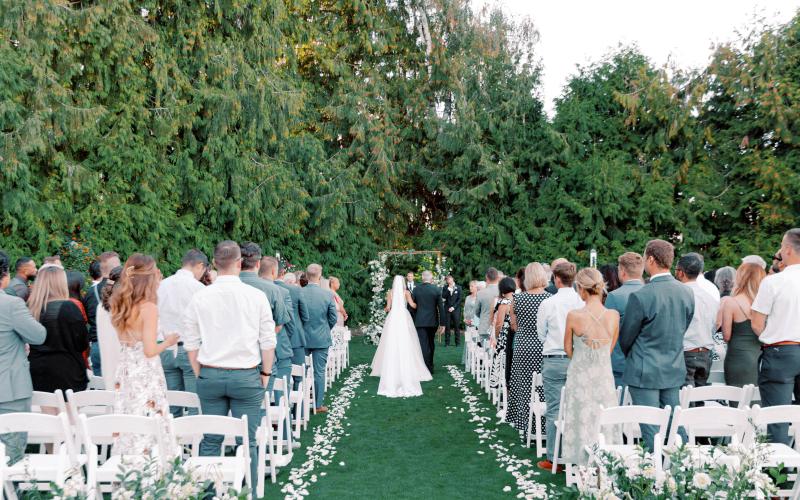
left=371, top=275, right=432, bottom=397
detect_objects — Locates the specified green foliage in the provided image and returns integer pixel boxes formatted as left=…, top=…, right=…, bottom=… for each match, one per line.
left=2, top=2, right=799, bottom=322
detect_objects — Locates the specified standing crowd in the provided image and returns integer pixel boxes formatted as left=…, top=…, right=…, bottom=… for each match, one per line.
left=460, top=228, right=799, bottom=472
left=0, top=241, right=348, bottom=493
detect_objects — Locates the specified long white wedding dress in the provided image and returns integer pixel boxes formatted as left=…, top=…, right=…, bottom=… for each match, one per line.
left=370, top=276, right=432, bottom=397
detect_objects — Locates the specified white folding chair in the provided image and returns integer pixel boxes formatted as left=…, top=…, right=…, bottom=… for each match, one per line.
left=289, top=364, right=306, bottom=437
left=305, top=357, right=317, bottom=416
left=86, top=370, right=105, bottom=390
left=551, top=387, right=567, bottom=473
left=679, top=384, right=752, bottom=409
left=749, top=405, right=800, bottom=499
left=0, top=412, right=82, bottom=495
left=256, top=377, right=294, bottom=495
left=526, top=373, right=547, bottom=456
left=30, top=390, right=67, bottom=415
left=79, top=413, right=166, bottom=497
left=65, top=389, right=115, bottom=421
left=166, top=390, right=203, bottom=416
left=172, top=415, right=250, bottom=495
left=668, top=405, right=751, bottom=445
left=593, top=405, right=671, bottom=453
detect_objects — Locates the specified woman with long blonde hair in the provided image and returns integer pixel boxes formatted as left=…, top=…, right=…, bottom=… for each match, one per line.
left=718, top=262, right=766, bottom=387
left=27, top=266, right=89, bottom=396
left=109, top=253, right=177, bottom=457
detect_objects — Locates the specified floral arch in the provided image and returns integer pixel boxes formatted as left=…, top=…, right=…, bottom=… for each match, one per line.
left=364, top=250, right=450, bottom=345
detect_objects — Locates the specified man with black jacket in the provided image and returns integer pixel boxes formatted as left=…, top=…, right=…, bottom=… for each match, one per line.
left=82, top=251, right=120, bottom=375
left=441, top=275, right=462, bottom=346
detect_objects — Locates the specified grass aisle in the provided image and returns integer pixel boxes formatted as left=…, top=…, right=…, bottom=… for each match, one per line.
left=263, top=341, right=564, bottom=499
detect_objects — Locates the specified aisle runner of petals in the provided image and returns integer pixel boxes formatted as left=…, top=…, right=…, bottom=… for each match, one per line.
left=281, top=363, right=368, bottom=499
left=446, top=365, right=551, bottom=499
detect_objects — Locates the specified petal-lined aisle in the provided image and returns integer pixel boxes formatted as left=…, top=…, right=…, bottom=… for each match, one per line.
left=263, top=341, right=564, bottom=499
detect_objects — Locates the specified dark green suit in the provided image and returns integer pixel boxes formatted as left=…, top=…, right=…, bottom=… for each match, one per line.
left=619, top=274, right=694, bottom=449
left=275, top=279, right=309, bottom=367
left=303, top=283, right=338, bottom=408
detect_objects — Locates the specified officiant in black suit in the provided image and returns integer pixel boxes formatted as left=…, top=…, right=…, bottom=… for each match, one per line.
left=405, top=272, right=417, bottom=319
left=411, top=270, right=444, bottom=374
left=441, top=275, right=462, bottom=347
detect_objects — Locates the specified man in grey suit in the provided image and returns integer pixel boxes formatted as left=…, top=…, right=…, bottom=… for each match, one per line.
left=605, top=252, right=645, bottom=389
left=275, top=265, right=309, bottom=386
left=474, top=267, right=500, bottom=345
left=0, top=250, right=47, bottom=464
left=620, top=239, right=695, bottom=450
left=303, top=263, right=338, bottom=413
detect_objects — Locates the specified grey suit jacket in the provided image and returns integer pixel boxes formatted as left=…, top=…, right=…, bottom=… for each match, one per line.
left=0, top=294, right=47, bottom=403
left=605, top=280, right=644, bottom=377
left=240, top=272, right=293, bottom=360
left=275, top=280, right=309, bottom=349
left=619, top=275, right=695, bottom=389
left=474, top=284, right=499, bottom=336
left=303, top=283, right=338, bottom=349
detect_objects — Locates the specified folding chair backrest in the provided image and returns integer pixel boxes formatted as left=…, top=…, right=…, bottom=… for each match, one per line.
left=669, top=406, right=750, bottom=445
left=66, top=389, right=115, bottom=423
left=598, top=405, right=671, bottom=443
left=31, top=390, right=67, bottom=414
left=81, top=414, right=163, bottom=453
left=0, top=412, right=75, bottom=458
left=680, top=385, right=751, bottom=408
left=166, top=391, right=202, bottom=415
left=173, top=415, right=248, bottom=457
left=750, top=405, right=800, bottom=449
left=291, top=364, right=304, bottom=378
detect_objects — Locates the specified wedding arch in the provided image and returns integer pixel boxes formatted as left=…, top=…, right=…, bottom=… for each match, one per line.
left=364, top=250, right=450, bottom=345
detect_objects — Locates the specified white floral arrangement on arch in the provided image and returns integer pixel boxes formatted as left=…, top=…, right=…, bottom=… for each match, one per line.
left=364, top=253, right=450, bottom=345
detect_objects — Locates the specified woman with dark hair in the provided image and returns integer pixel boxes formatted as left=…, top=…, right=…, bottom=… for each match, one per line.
left=66, top=270, right=89, bottom=368
left=598, top=264, right=621, bottom=304
left=110, top=254, right=177, bottom=457
left=489, top=277, right=517, bottom=390
left=97, top=266, right=122, bottom=389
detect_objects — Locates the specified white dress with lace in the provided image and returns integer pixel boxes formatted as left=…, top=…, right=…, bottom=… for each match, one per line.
left=561, top=310, right=619, bottom=465
left=113, top=340, right=176, bottom=458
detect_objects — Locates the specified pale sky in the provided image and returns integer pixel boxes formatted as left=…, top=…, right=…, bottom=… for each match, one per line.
left=473, top=0, right=800, bottom=116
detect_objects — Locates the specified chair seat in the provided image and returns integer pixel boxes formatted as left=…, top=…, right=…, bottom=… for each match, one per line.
left=760, top=443, right=800, bottom=467
left=184, top=456, right=247, bottom=480
left=5, top=454, right=84, bottom=481
left=594, top=444, right=641, bottom=459
left=95, top=454, right=152, bottom=481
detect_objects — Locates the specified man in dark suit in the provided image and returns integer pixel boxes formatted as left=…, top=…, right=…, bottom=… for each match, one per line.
left=82, top=251, right=121, bottom=376
left=411, top=270, right=445, bottom=373
left=441, top=275, right=462, bottom=347
left=619, top=239, right=694, bottom=450
left=405, top=272, right=417, bottom=319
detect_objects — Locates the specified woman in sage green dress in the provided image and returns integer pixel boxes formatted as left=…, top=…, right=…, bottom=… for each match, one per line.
left=719, top=262, right=766, bottom=387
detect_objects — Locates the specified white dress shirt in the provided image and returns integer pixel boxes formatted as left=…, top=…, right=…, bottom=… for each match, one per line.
left=752, top=264, right=800, bottom=344
left=537, top=287, right=585, bottom=356
left=157, top=269, right=205, bottom=341
left=697, top=274, right=721, bottom=303
left=682, top=281, right=719, bottom=350
left=182, top=275, right=277, bottom=368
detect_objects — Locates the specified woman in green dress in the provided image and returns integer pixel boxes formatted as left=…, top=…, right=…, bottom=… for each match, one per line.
left=719, top=262, right=766, bottom=387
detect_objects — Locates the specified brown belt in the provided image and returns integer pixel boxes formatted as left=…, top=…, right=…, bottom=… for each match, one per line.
left=201, top=364, right=259, bottom=370
left=762, top=341, right=800, bottom=349
left=685, top=347, right=709, bottom=353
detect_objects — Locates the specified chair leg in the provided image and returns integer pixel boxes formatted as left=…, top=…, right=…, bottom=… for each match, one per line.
left=552, top=427, right=562, bottom=473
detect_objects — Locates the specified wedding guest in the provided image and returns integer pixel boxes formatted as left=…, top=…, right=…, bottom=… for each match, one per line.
left=330, top=276, right=348, bottom=327
left=751, top=228, right=800, bottom=445
left=298, top=272, right=309, bottom=287
left=83, top=250, right=121, bottom=375
left=97, top=266, right=123, bottom=389
left=66, top=271, right=85, bottom=302
left=27, top=266, right=89, bottom=396
left=714, top=266, right=736, bottom=297
left=157, top=249, right=208, bottom=417
left=742, top=254, right=767, bottom=270
left=110, top=254, right=177, bottom=458
left=676, top=253, right=719, bottom=388
left=561, top=268, right=619, bottom=466
left=200, top=266, right=216, bottom=286
left=507, top=263, right=551, bottom=440
left=88, top=260, right=102, bottom=286
left=183, top=241, right=275, bottom=488
left=514, top=268, right=525, bottom=293
left=605, top=252, right=645, bottom=389
left=0, top=250, right=46, bottom=464
left=5, top=257, right=36, bottom=301
left=770, top=250, right=785, bottom=274
left=442, top=275, right=461, bottom=347
left=303, top=264, right=338, bottom=412
left=599, top=264, right=622, bottom=302
left=619, top=239, right=694, bottom=450
left=406, top=272, right=416, bottom=292
left=463, top=281, right=479, bottom=329
left=251, top=253, right=293, bottom=399
left=489, top=277, right=515, bottom=390
left=537, top=261, right=583, bottom=471
left=43, top=256, right=62, bottom=266
left=719, top=263, right=765, bottom=387
left=474, top=267, right=500, bottom=346
left=544, top=258, right=568, bottom=295
left=275, top=266, right=309, bottom=381
left=696, top=259, right=721, bottom=303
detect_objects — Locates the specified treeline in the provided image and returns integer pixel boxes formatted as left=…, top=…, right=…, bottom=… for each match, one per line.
left=1, top=2, right=798, bottom=323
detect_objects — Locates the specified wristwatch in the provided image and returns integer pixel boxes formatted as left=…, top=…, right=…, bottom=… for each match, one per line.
left=260, top=371, right=271, bottom=377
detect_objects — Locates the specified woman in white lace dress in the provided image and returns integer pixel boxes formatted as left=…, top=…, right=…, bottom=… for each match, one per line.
left=561, top=268, right=620, bottom=466
left=109, top=254, right=178, bottom=458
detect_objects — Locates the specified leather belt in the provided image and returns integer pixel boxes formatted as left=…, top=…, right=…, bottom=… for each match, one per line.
left=685, top=347, right=709, bottom=353
left=544, top=354, right=568, bottom=359
left=201, top=364, right=259, bottom=370
left=762, top=341, right=800, bottom=349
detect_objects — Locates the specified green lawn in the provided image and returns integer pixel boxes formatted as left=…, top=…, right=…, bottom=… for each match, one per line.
left=262, top=340, right=564, bottom=499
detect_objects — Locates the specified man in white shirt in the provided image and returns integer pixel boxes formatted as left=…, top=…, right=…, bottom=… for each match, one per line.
left=752, top=228, right=800, bottom=445
left=676, top=253, right=720, bottom=388
left=536, top=261, right=584, bottom=471
left=158, top=249, right=208, bottom=417
left=183, top=241, right=276, bottom=490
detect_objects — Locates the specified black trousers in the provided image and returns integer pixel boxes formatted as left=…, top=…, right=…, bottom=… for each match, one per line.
left=416, top=326, right=437, bottom=373
left=505, top=329, right=515, bottom=385
left=445, top=311, right=461, bottom=346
